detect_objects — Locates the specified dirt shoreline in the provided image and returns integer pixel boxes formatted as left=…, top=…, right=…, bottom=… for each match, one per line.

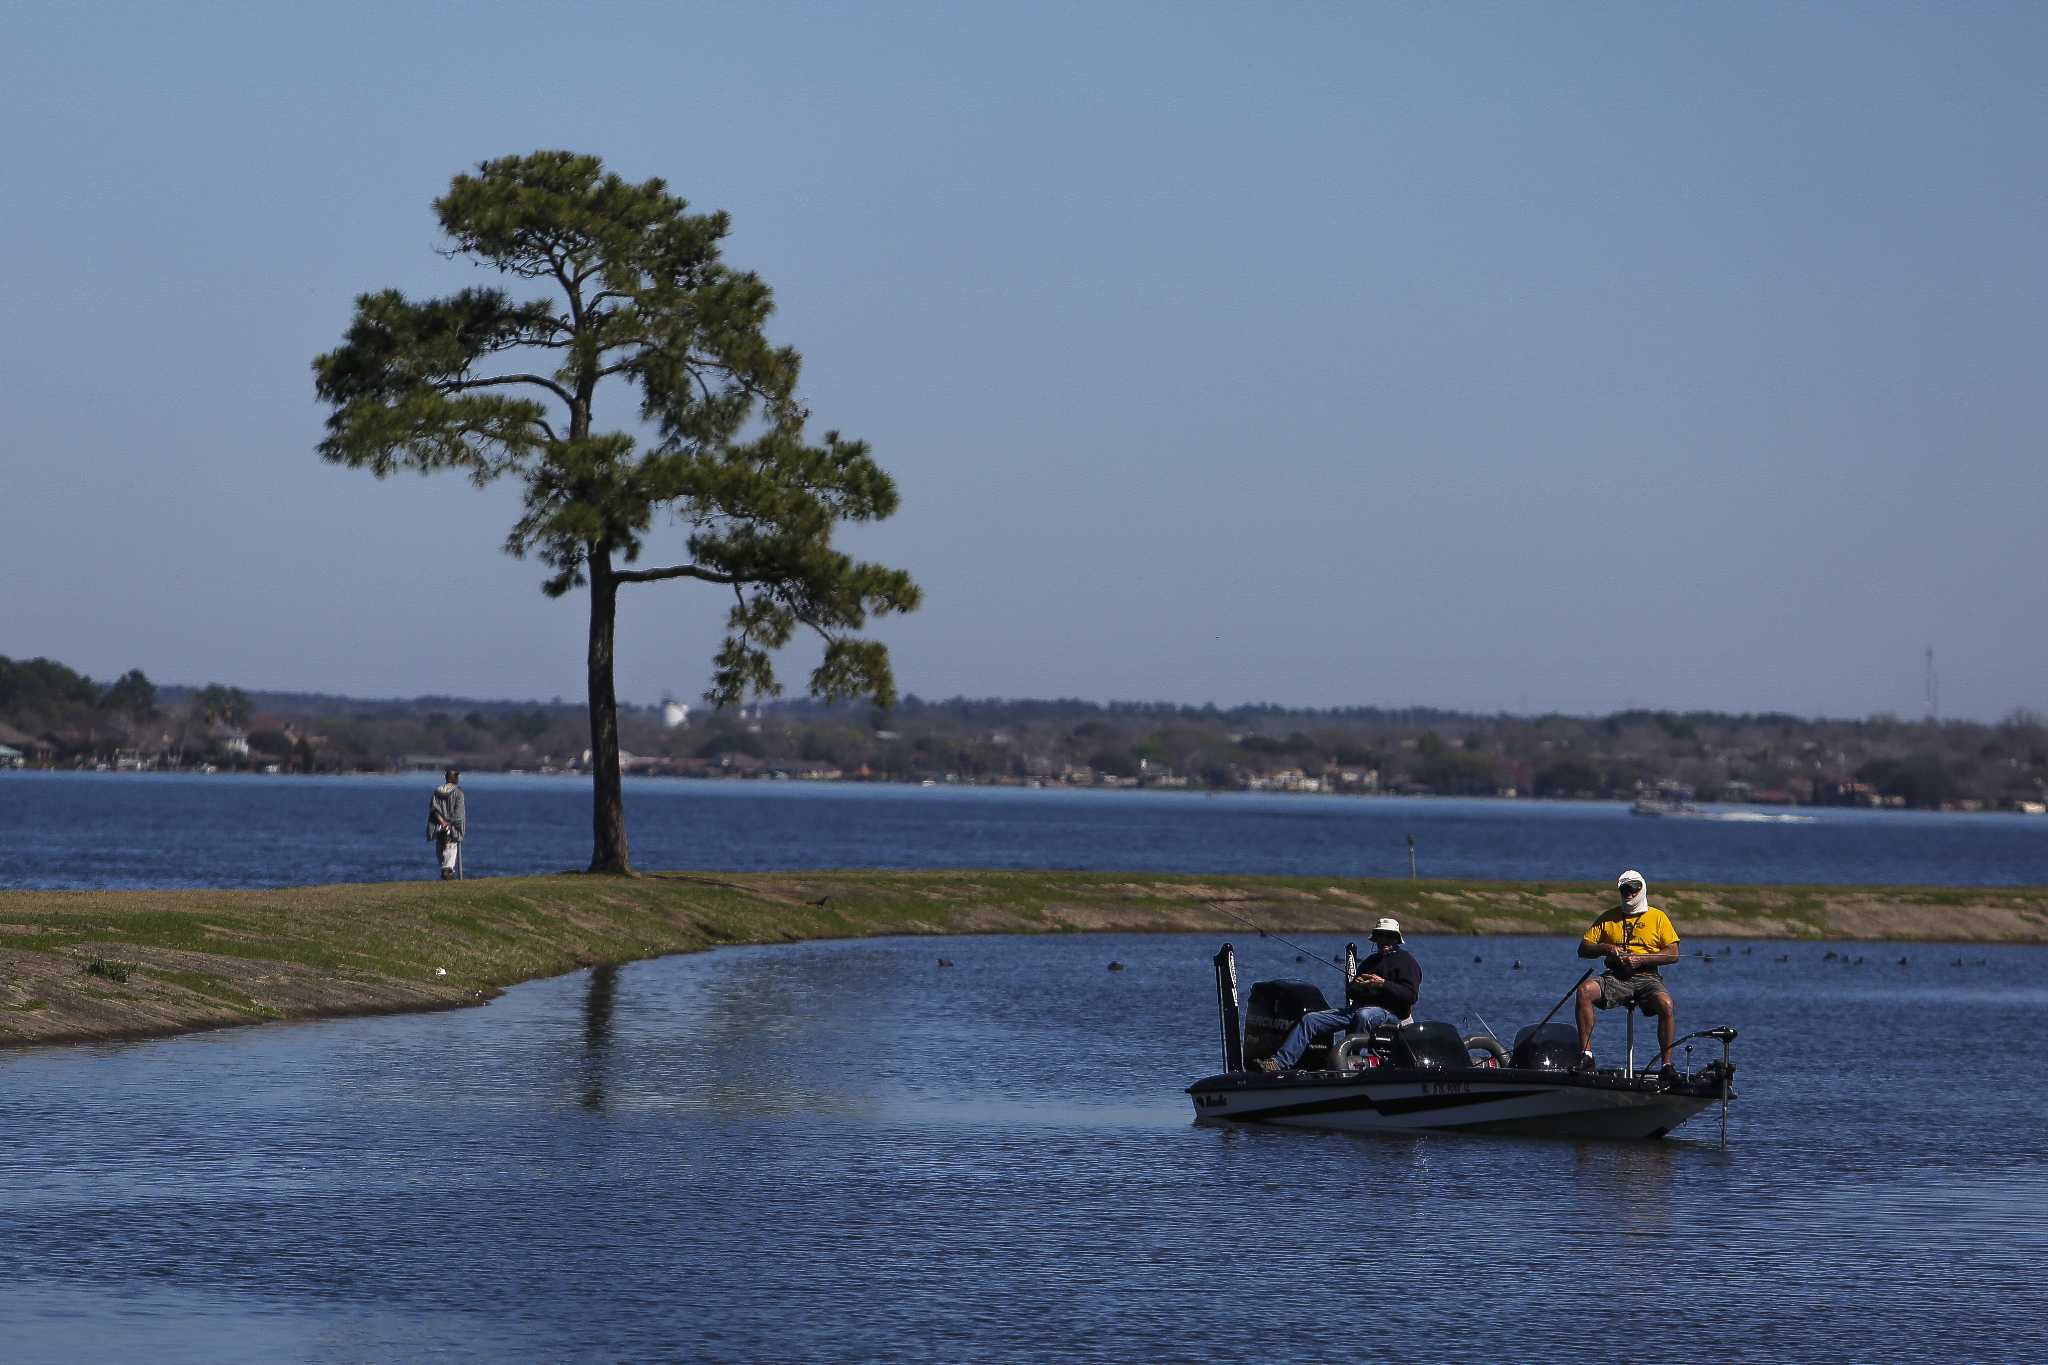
left=4, top=870, right=2044, bottom=1050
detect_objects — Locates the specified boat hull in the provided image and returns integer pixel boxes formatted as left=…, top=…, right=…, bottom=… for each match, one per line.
left=1187, top=1066, right=1727, bottom=1140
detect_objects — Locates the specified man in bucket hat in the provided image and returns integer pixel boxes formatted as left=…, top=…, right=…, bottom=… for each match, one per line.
left=1574, top=869, right=1681, bottom=1074
left=1255, top=917, right=1422, bottom=1073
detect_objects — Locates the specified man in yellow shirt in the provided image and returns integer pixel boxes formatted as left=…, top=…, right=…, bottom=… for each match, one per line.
left=1574, top=869, right=1680, bottom=1073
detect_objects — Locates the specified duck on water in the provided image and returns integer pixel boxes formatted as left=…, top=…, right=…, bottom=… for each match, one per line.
left=1186, top=939, right=1738, bottom=1144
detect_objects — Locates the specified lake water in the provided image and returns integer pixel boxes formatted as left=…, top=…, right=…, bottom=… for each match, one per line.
left=4, top=770, right=2048, bottom=890
left=2, top=931, right=2045, bottom=1362
left=5, top=773, right=2047, bottom=1359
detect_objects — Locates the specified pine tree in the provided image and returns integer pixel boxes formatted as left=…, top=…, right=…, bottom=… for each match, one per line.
left=314, top=152, right=920, bottom=873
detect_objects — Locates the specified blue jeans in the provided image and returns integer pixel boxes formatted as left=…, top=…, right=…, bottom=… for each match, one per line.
left=1272, top=1005, right=1399, bottom=1069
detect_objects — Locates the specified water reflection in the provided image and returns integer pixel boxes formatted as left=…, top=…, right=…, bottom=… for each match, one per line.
left=580, top=964, right=618, bottom=1111
left=1569, top=1140, right=1680, bottom=1236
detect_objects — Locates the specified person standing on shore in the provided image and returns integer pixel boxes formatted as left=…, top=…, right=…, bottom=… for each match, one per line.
left=427, top=769, right=465, bottom=880
left=1574, top=868, right=1679, bottom=1073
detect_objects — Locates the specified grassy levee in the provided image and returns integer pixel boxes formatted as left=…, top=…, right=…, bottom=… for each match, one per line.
left=4, top=870, right=2046, bottom=1049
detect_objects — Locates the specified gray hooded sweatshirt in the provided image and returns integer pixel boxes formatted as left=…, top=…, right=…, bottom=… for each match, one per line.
left=428, top=783, right=465, bottom=841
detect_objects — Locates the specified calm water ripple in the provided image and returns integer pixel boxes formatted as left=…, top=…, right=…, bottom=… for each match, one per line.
left=4, top=769, right=2048, bottom=889
left=3, top=933, right=2047, bottom=1360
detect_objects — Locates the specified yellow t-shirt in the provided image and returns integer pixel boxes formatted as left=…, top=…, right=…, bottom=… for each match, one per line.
left=1580, top=906, right=1680, bottom=958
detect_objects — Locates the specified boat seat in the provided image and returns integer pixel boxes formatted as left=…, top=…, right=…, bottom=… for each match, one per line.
left=1333, top=1017, right=1414, bottom=1054
left=1332, top=1015, right=1411, bottom=1047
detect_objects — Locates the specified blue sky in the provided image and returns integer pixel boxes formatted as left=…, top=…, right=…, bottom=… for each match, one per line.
left=3, top=2, right=2041, bottom=720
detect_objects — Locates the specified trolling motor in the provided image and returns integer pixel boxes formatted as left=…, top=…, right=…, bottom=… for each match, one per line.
left=1672, top=1026, right=1739, bottom=1148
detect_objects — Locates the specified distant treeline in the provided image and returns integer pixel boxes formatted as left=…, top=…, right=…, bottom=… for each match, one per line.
left=3, top=655, right=2044, bottom=811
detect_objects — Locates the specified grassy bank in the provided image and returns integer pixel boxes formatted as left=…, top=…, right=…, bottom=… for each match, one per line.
left=4, top=871, right=2046, bottom=1049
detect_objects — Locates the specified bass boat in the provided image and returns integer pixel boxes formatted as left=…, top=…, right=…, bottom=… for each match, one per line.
left=1187, top=944, right=1737, bottom=1142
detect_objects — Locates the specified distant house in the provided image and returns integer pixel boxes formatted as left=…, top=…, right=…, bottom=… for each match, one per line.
left=0, top=743, right=23, bottom=769
left=1335, top=765, right=1380, bottom=792
left=1136, top=758, right=1185, bottom=788
left=770, top=760, right=843, bottom=781
left=1247, top=768, right=1322, bottom=793
left=0, top=721, right=49, bottom=765
left=213, top=726, right=251, bottom=758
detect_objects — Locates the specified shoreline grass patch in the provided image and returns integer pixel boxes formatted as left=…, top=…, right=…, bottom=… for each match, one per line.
left=1, top=871, right=2043, bottom=1050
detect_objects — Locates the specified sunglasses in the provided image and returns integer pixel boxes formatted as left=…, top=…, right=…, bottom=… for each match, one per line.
left=1618, top=881, right=1644, bottom=896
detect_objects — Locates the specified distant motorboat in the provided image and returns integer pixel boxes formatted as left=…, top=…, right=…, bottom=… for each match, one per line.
left=1631, top=795, right=1701, bottom=818
left=1631, top=784, right=1700, bottom=818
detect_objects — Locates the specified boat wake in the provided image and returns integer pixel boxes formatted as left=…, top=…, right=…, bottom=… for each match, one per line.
left=1705, top=811, right=1814, bottom=824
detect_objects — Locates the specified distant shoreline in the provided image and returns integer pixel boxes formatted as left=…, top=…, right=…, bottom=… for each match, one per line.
left=3, top=871, right=2044, bottom=1052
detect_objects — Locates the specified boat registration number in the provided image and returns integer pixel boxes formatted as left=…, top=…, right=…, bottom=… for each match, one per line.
left=1424, top=1081, right=1470, bottom=1096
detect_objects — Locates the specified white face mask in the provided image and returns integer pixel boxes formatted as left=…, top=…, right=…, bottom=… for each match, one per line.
left=1618, top=873, right=1648, bottom=915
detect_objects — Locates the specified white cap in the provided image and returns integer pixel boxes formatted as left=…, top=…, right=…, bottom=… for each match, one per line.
left=1617, top=869, right=1648, bottom=914
left=1371, top=917, right=1403, bottom=940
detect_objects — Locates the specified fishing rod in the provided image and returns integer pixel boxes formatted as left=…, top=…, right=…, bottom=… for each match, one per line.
left=1204, top=901, right=1352, bottom=977
left=1535, top=968, right=1596, bottom=1031
left=1468, top=1006, right=1503, bottom=1046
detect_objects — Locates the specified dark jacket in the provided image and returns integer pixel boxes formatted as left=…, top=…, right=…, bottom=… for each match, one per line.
left=1346, top=945, right=1421, bottom=1018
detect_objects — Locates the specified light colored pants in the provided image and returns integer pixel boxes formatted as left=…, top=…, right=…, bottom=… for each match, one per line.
left=438, top=839, right=460, bottom=875
left=1272, top=1005, right=1400, bottom=1069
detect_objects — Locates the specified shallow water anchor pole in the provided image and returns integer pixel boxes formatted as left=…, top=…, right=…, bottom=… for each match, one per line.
left=1713, top=1028, right=1738, bottom=1150
left=1720, top=1056, right=1730, bottom=1149
left=1624, top=1002, right=1637, bottom=1079
left=1406, top=834, right=1417, bottom=878
left=1214, top=944, right=1244, bottom=1074
left=1676, top=1026, right=1739, bottom=1149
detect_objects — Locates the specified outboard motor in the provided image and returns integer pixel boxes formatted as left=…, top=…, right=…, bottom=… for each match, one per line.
left=1512, top=1022, right=1581, bottom=1071
left=1243, top=980, right=1332, bottom=1068
left=1386, top=1021, right=1472, bottom=1071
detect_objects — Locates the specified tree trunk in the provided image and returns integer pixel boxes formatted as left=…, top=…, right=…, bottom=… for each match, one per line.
left=586, top=545, right=633, bottom=874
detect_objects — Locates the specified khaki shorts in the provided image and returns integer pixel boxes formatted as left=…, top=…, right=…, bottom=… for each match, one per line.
left=1596, top=972, right=1670, bottom=1011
